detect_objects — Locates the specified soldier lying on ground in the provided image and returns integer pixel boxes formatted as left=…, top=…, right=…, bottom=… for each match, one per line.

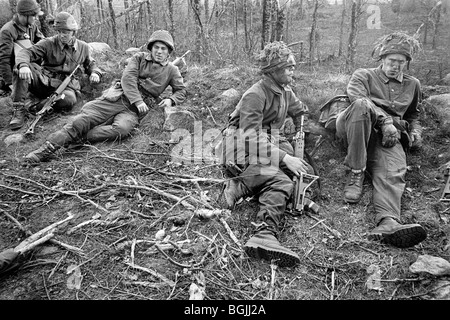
left=9, top=11, right=102, bottom=130
left=22, top=29, right=186, bottom=164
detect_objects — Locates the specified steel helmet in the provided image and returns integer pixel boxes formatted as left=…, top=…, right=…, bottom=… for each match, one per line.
left=17, top=0, right=43, bottom=16
left=147, top=30, right=174, bottom=53
left=54, top=12, right=79, bottom=31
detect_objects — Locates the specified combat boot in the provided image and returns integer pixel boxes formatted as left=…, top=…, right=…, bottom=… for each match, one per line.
left=344, top=169, right=365, bottom=203
left=243, top=229, right=300, bottom=268
left=368, top=217, right=427, bottom=248
left=22, top=141, right=60, bottom=164
left=223, top=179, right=249, bottom=209
left=9, top=102, right=27, bottom=130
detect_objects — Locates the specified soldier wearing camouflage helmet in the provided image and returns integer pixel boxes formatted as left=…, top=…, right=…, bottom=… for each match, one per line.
left=0, top=0, right=44, bottom=98
left=334, top=32, right=426, bottom=248
left=216, top=41, right=315, bottom=268
left=10, top=11, right=102, bottom=130
left=23, top=29, right=186, bottom=164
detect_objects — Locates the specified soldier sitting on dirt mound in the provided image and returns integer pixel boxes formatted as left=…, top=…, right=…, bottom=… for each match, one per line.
left=217, top=41, right=315, bottom=268
left=0, top=0, right=44, bottom=98
left=334, top=32, right=427, bottom=248
left=9, top=11, right=102, bottom=130
left=22, top=29, right=186, bottom=164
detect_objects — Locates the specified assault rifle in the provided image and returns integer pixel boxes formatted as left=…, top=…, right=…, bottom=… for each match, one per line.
left=25, top=64, right=81, bottom=136
left=440, top=163, right=450, bottom=202
left=291, top=115, right=320, bottom=215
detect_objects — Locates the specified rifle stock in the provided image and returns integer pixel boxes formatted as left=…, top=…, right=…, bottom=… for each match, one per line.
left=291, top=115, right=320, bottom=215
left=25, top=64, right=81, bottom=136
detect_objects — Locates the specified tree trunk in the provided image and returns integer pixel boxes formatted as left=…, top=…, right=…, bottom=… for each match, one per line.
left=189, top=0, right=208, bottom=62
left=261, top=0, right=270, bottom=48
left=204, top=0, right=209, bottom=22
left=243, top=0, right=249, bottom=53
left=309, top=0, right=319, bottom=64
left=124, top=0, right=130, bottom=34
left=275, top=3, right=285, bottom=41
left=146, top=0, right=153, bottom=34
left=107, top=0, right=118, bottom=49
left=168, top=0, right=174, bottom=42
left=432, top=2, right=441, bottom=49
left=338, top=0, right=346, bottom=57
left=346, top=0, right=362, bottom=73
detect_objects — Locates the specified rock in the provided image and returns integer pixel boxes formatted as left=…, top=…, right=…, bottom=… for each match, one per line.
left=4, top=133, right=24, bottom=147
left=427, top=280, right=450, bottom=300
left=125, top=47, right=142, bottom=55
left=425, top=94, right=450, bottom=131
left=163, top=106, right=196, bottom=132
left=221, top=88, right=240, bottom=99
left=409, top=254, right=450, bottom=276
left=440, top=73, right=450, bottom=86
left=88, top=42, right=111, bottom=54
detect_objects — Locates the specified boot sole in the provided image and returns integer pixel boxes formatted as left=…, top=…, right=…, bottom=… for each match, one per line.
left=368, top=225, right=427, bottom=248
left=244, top=243, right=300, bottom=268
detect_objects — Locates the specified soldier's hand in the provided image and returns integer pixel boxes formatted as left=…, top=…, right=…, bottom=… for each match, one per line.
left=381, top=122, right=399, bottom=148
left=282, top=154, right=309, bottom=177
left=136, top=102, right=149, bottom=114
left=89, top=73, right=100, bottom=84
left=18, top=66, right=33, bottom=84
left=158, top=98, right=173, bottom=108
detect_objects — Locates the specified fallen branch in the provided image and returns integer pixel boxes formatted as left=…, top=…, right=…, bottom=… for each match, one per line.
left=218, top=217, right=242, bottom=248
left=14, top=212, right=75, bottom=254
left=307, top=214, right=342, bottom=239
left=125, top=262, right=175, bottom=287
left=1, top=209, right=83, bottom=255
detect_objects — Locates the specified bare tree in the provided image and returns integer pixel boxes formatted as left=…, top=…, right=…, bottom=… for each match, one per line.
left=338, top=0, right=347, bottom=57
left=346, top=0, right=364, bottom=73
left=146, top=0, right=153, bottom=34
left=189, top=0, right=209, bottom=61
left=107, top=0, right=118, bottom=49
left=261, top=0, right=271, bottom=48
left=309, top=0, right=320, bottom=63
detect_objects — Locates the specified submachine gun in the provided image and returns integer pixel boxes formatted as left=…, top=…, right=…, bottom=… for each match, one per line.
left=291, top=115, right=320, bottom=215
left=25, top=64, right=81, bottom=136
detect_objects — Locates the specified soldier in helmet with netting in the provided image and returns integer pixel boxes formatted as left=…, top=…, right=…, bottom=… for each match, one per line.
left=9, top=11, right=102, bottom=130
left=334, top=32, right=427, bottom=248
left=22, top=29, right=186, bottom=164
left=216, top=41, right=315, bottom=268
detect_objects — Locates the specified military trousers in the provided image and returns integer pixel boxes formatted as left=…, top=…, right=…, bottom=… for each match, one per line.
left=47, top=96, right=139, bottom=147
left=12, top=63, right=77, bottom=111
left=237, top=139, right=313, bottom=235
left=336, top=98, right=406, bottom=224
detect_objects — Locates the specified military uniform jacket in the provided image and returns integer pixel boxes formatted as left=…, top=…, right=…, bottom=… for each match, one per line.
left=121, top=52, right=186, bottom=108
left=0, top=15, right=44, bottom=85
left=227, top=75, right=308, bottom=166
left=346, top=65, right=422, bottom=131
left=15, top=35, right=102, bottom=90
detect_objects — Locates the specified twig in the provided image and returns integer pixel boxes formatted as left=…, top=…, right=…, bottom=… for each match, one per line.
left=218, top=217, right=242, bottom=248
left=206, top=106, right=217, bottom=125
left=330, top=270, right=335, bottom=300
left=307, top=214, right=342, bottom=239
left=268, top=263, right=277, bottom=300
left=400, top=282, right=450, bottom=299
left=148, top=195, right=191, bottom=229
left=155, top=243, right=193, bottom=268
left=125, top=262, right=175, bottom=287
left=0, top=183, right=41, bottom=196
left=42, top=272, right=51, bottom=300
left=48, top=251, right=68, bottom=280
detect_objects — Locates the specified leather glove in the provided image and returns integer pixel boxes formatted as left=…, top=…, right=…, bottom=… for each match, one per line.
left=381, top=118, right=399, bottom=148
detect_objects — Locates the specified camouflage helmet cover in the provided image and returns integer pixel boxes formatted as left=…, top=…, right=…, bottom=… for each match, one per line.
left=54, top=12, right=79, bottom=31
left=147, top=30, right=174, bottom=52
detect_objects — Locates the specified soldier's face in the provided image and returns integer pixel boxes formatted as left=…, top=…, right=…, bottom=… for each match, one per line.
left=270, top=54, right=296, bottom=86
left=151, top=42, right=169, bottom=63
left=57, top=30, right=75, bottom=44
left=382, top=53, right=407, bottom=78
left=17, top=14, right=38, bottom=27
